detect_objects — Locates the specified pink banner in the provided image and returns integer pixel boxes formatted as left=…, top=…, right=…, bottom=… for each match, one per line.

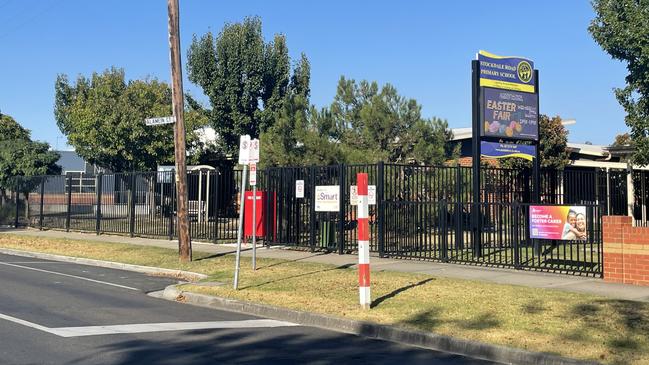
left=529, top=205, right=587, bottom=241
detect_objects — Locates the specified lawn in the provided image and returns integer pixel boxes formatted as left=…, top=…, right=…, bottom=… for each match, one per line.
left=0, top=234, right=646, bottom=365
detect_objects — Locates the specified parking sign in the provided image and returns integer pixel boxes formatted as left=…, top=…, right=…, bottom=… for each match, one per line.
left=238, top=135, right=251, bottom=165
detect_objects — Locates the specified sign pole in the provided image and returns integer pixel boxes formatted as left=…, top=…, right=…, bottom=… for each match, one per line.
left=233, top=135, right=251, bottom=290
left=251, top=163, right=257, bottom=270
left=471, top=59, right=482, bottom=258
left=233, top=165, right=247, bottom=290
left=167, top=0, right=191, bottom=262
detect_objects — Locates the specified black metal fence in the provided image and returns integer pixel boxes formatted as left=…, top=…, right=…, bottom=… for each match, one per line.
left=1, top=163, right=632, bottom=276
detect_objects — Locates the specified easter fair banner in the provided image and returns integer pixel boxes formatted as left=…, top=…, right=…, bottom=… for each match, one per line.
left=481, top=87, right=538, bottom=141
left=529, top=205, right=588, bottom=241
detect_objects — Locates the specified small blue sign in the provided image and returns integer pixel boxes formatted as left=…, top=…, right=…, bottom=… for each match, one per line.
left=481, top=141, right=536, bottom=161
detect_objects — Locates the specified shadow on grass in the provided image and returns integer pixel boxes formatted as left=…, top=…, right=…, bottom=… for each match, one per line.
left=371, top=278, right=435, bottom=308
left=259, top=252, right=330, bottom=269
left=559, top=299, right=649, bottom=364
left=193, top=249, right=244, bottom=261
left=239, top=263, right=355, bottom=290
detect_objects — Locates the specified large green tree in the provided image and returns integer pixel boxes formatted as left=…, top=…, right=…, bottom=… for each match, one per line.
left=589, top=0, right=649, bottom=165
left=54, top=68, right=205, bottom=172
left=187, top=16, right=309, bottom=163
left=0, top=113, right=60, bottom=194
left=326, top=77, right=452, bottom=165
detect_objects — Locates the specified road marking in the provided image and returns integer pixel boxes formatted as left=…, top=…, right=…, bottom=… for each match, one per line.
left=3, top=261, right=70, bottom=264
left=0, top=262, right=139, bottom=291
left=0, top=313, right=298, bottom=337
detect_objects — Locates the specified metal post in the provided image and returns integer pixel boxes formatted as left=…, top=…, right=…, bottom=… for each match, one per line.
left=95, top=174, right=103, bottom=235
left=252, top=183, right=257, bottom=270
left=129, top=173, right=136, bottom=238
left=14, top=178, right=20, bottom=228
left=65, top=175, right=72, bottom=232
left=213, top=169, right=220, bottom=243
left=309, top=166, right=316, bottom=253
left=513, top=202, right=521, bottom=269
left=377, top=161, right=385, bottom=257
left=168, top=174, right=175, bottom=240
left=534, top=69, right=541, bottom=204
left=39, top=178, right=45, bottom=230
left=471, top=59, right=482, bottom=258
left=233, top=165, right=248, bottom=290
left=338, top=163, right=345, bottom=255
left=440, top=198, right=448, bottom=262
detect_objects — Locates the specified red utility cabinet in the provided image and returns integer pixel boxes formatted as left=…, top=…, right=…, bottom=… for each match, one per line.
left=244, top=191, right=276, bottom=239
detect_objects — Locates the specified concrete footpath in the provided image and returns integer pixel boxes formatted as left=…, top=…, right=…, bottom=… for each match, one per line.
left=3, top=228, right=649, bottom=302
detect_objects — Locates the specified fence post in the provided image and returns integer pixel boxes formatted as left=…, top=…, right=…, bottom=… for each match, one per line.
left=440, top=198, right=448, bottom=262
left=14, top=178, right=20, bottom=228
left=309, top=165, right=316, bottom=253
left=513, top=201, right=521, bottom=269
left=338, top=164, right=345, bottom=255
left=212, top=170, right=220, bottom=244
left=456, top=165, right=464, bottom=250
left=377, top=161, right=385, bottom=258
left=129, top=173, right=136, bottom=238
left=39, top=177, right=45, bottom=230
left=168, top=173, right=175, bottom=240
left=95, top=174, right=103, bottom=235
left=65, top=175, right=72, bottom=232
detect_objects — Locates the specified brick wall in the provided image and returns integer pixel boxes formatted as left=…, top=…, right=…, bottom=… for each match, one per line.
left=603, top=215, right=649, bottom=286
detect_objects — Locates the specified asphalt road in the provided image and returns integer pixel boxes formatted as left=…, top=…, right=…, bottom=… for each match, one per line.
left=0, top=252, right=499, bottom=365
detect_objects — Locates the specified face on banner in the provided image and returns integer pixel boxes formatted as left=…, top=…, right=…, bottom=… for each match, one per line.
left=529, top=205, right=588, bottom=241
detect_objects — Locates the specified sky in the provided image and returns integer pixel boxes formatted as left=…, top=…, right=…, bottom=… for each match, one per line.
left=0, top=0, right=629, bottom=150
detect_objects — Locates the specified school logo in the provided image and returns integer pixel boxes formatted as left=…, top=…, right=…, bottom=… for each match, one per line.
left=517, top=61, right=533, bottom=83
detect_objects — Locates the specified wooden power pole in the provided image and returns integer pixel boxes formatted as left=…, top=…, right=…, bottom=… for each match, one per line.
left=167, top=0, right=191, bottom=262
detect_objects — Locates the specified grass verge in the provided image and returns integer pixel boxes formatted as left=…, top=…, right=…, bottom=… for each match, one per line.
left=0, top=233, right=646, bottom=365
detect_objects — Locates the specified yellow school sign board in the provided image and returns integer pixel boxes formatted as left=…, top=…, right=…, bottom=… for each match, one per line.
left=478, top=50, right=535, bottom=93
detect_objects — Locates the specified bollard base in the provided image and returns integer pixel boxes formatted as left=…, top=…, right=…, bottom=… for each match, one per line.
left=360, top=303, right=371, bottom=310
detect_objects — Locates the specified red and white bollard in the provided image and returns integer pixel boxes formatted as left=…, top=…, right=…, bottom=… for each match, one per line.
left=357, top=173, right=371, bottom=309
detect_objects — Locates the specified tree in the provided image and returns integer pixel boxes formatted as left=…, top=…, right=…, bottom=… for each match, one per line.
left=501, top=115, right=570, bottom=169
left=589, top=0, right=649, bottom=165
left=187, top=17, right=309, bottom=163
left=612, top=132, right=633, bottom=147
left=0, top=113, right=60, bottom=200
left=326, top=77, right=452, bottom=165
left=54, top=68, right=205, bottom=172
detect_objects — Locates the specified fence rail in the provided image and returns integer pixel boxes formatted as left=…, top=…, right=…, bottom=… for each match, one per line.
left=0, top=163, right=632, bottom=276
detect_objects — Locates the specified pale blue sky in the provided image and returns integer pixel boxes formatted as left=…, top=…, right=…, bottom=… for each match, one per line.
left=0, top=0, right=628, bottom=149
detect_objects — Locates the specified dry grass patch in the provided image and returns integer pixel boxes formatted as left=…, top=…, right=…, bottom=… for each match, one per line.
left=0, top=234, right=647, bottom=364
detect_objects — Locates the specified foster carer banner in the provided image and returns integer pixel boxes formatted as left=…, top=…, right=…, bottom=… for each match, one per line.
left=529, top=205, right=588, bottom=241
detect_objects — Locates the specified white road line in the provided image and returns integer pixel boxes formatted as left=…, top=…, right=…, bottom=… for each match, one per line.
left=0, top=313, right=59, bottom=336
left=0, top=262, right=139, bottom=291
left=0, top=313, right=298, bottom=338
left=51, top=319, right=299, bottom=337
left=3, top=261, right=70, bottom=264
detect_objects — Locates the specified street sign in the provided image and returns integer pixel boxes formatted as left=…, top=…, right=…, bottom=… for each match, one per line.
left=238, top=135, right=251, bottom=165
left=295, top=180, right=305, bottom=198
left=249, top=138, right=260, bottom=163
left=249, top=163, right=257, bottom=186
left=145, top=116, right=175, bottom=126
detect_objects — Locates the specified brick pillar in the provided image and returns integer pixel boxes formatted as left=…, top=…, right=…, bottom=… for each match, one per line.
left=603, top=215, right=649, bottom=286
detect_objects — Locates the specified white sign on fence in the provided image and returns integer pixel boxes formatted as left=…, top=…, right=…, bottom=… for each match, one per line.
left=249, top=138, right=260, bottom=163
left=295, top=180, right=305, bottom=198
left=315, top=185, right=340, bottom=212
left=350, top=185, right=376, bottom=205
left=145, top=116, right=175, bottom=126
left=238, top=135, right=251, bottom=165
left=249, top=163, right=257, bottom=186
